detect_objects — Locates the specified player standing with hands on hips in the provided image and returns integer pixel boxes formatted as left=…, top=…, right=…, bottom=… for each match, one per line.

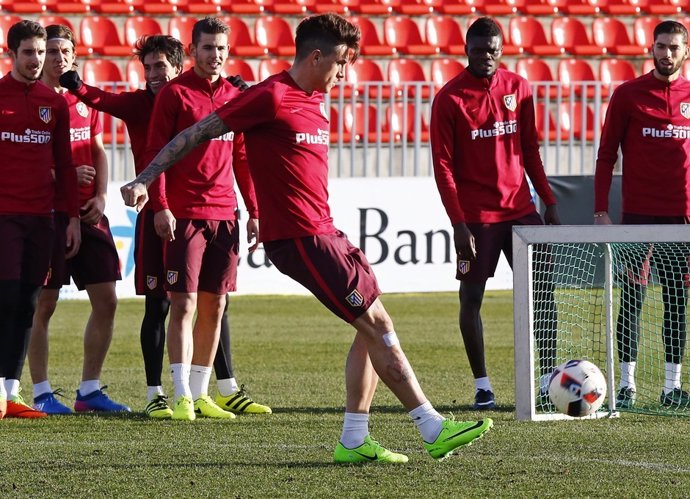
left=121, top=13, right=492, bottom=462
left=430, top=17, right=561, bottom=411
left=594, top=20, right=690, bottom=409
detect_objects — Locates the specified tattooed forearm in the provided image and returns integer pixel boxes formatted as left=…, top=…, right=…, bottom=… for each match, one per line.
left=135, top=112, right=230, bottom=186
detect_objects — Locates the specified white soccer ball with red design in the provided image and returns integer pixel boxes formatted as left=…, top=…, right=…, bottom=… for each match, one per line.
left=548, top=359, right=607, bottom=417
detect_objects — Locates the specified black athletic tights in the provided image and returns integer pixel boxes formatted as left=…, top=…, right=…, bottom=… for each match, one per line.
left=140, top=294, right=234, bottom=386
left=0, top=280, right=41, bottom=380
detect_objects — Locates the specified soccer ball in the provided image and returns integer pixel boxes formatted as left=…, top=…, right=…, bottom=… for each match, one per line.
left=548, top=360, right=607, bottom=417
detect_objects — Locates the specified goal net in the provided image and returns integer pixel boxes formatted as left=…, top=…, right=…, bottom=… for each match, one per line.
left=513, top=225, right=690, bottom=421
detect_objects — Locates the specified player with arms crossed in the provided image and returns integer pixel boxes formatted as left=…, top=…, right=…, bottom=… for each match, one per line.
left=430, top=17, right=561, bottom=410
left=59, top=35, right=268, bottom=417
left=122, top=13, right=492, bottom=462
left=595, top=20, right=690, bottom=409
left=25, top=24, right=127, bottom=415
left=0, top=20, right=80, bottom=419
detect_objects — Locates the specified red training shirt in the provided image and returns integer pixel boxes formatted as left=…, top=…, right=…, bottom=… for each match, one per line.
left=215, top=71, right=335, bottom=242
left=595, top=71, right=690, bottom=216
left=0, top=74, right=78, bottom=217
left=431, top=68, right=555, bottom=225
left=145, top=69, right=257, bottom=220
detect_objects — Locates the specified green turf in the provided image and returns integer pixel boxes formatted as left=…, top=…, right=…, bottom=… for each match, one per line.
left=2, top=292, right=690, bottom=497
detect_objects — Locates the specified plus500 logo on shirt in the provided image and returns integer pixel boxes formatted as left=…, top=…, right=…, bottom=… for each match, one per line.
left=642, top=124, right=690, bottom=139
left=295, top=129, right=329, bottom=145
left=70, top=126, right=91, bottom=142
left=1, top=129, right=51, bottom=144
left=470, top=120, right=518, bottom=140
left=211, top=131, right=235, bottom=142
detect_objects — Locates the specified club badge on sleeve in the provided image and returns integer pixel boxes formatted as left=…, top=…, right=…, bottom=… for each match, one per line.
left=681, top=102, right=690, bottom=119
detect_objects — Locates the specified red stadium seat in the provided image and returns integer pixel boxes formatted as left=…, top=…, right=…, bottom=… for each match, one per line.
left=224, top=0, right=265, bottom=13
left=523, top=0, right=567, bottom=14
left=346, top=58, right=390, bottom=98
left=551, top=17, right=602, bottom=56
left=383, top=16, right=436, bottom=55
left=430, top=57, right=464, bottom=91
left=3, top=0, right=56, bottom=13
left=223, top=58, right=256, bottom=82
left=534, top=103, right=560, bottom=142
left=80, top=16, right=131, bottom=56
left=126, top=59, right=145, bottom=89
left=386, top=103, right=429, bottom=142
left=101, top=112, right=126, bottom=144
left=0, top=56, right=12, bottom=76
left=561, top=0, right=604, bottom=14
left=356, top=0, right=399, bottom=14
left=342, top=103, right=381, bottom=142
left=97, top=0, right=143, bottom=13
left=185, top=0, right=223, bottom=13
left=632, top=16, right=661, bottom=54
left=515, top=58, right=559, bottom=98
left=168, top=16, right=197, bottom=52
left=37, top=15, right=76, bottom=33
left=387, top=58, right=430, bottom=98
left=558, top=58, right=596, bottom=98
left=312, top=0, right=350, bottom=12
left=480, top=0, right=524, bottom=14
left=270, top=0, right=316, bottom=13
left=124, top=16, right=163, bottom=48
left=255, top=16, right=295, bottom=56
left=558, top=102, right=595, bottom=141
left=258, top=58, right=290, bottom=81
left=592, top=18, right=644, bottom=56
left=222, top=17, right=266, bottom=57
left=646, top=0, right=687, bottom=13
left=0, top=15, right=22, bottom=54
left=425, top=15, right=465, bottom=55
left=399, top=0, right=441, bottom=14
left=438, top=0, right=476, bottom=13
left=140, top=0, right=187, bottom=13
left=604, top=0, right=647, bottom=13
left=82, top=58, right=124, bottom=85
left=599, top=59, right=636, bottom=96
left=509, top=16, right=560, bottom=55
left=349, top=16, right=396, bottom=56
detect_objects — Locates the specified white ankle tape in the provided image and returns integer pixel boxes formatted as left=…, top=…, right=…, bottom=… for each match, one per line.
left=382, top=332, right=399, bottom=347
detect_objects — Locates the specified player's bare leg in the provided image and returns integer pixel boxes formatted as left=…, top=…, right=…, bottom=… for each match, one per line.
left=345, top=333, right=379, bottom=413
left=28, top=288, right=59, bottom=385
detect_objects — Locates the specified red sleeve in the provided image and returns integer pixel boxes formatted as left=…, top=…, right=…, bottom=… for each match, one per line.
left=53, top=99, right=79, bottom=217
left=519, top=83, right=556, bottom=206
left=73, top=82, right=140, bottom=122
left=430, top=89, right=465, bottom=225
left=232, top=132, right=258, bottom=219
left=594, top=88, right=626, bottom=213
left=144, top=86, right=179, bottom=212
left=90, top=106, right=102, bottom=136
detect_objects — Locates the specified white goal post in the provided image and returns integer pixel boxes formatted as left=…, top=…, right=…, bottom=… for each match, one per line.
left=513, top=224, right=690, bottom=421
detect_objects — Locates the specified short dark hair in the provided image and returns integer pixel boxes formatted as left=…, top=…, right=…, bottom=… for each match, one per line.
left=466, top=17, right=503, bottom=41
left=191, top=17, right=229, bottom=46
left=7, top=20, right=46, bottom=54
left=294, top=13, right=360, bottom=62
left=653, top=20, right=688, bottom=44
left=133, top=35, right=185, bottom=70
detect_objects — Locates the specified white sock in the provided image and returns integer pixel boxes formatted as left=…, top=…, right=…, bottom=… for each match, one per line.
left=79, top=380, right=101, bottom=397
left=0, top=378, right=5, bottom=399
left=409, top=401, right=444, bottom=443
left=620, top=361, right=637, bottom=390
left=4, top=379, right=20, bottom=398
left=189, top=364, right=212, bottom=400
left=147, top=386, right=165, bottom=402
left=340, top=412, right=369, bottom=448
left=664, top=362, right=682, bottom=394
left=33, top=380, right=53, bottom=399
left=170, top=363, right=192, bottom=399
left=474, top=376, right=492, bottom=392
left=216, top=377, right=239, bottom=397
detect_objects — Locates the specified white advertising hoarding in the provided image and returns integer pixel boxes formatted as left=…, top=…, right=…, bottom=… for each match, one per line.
left=60, top=178, right=512, bottom=298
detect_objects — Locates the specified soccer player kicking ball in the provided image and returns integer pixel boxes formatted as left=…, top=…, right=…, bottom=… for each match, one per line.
left=122, top=13, right=492, bottom=461
left=59, top=34, right=270, bottom=418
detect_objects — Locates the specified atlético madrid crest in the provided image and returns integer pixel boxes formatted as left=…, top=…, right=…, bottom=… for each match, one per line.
left=681, top=102, right=690, bottom=119
left=39, top=106, right=52, bottom=123
left=503, top=94, right=517, bottom=112
left=166, top=271, right=178, bottom=285
left=458, top=260, right=471, bottom=275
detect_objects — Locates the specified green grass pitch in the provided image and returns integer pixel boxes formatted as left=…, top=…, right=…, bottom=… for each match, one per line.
left=2, top=292, right=690, bottom=497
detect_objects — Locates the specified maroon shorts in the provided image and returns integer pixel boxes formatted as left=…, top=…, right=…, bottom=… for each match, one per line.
left=45, top=212, right=69, bottom=289
left=67, top=215, right=122, bottom=290
left=134, top=209, right=166, bottom=297
left=163, top=218, right=239, bottom=294
left=457, top=211, right=544, bottom=282
left=264, top=231, right=382, bottom=323
left=0, top=215, right=54, bottom=285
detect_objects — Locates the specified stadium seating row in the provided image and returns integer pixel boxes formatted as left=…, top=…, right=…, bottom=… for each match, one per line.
left=2, top=13, right=686, bottom=58
left=0, top=0, right=686, bottom=16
